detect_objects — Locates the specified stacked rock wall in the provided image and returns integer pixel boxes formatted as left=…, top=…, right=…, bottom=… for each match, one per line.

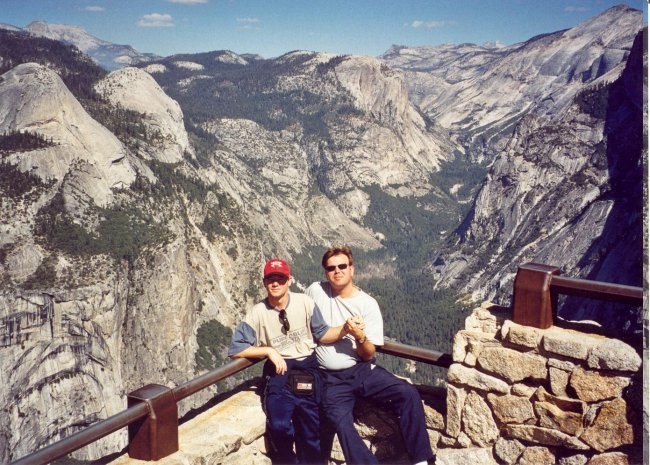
left=437, top=304, right=642, bottom=465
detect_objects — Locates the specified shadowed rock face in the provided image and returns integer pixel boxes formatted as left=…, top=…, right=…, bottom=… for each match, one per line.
left=427, top=24, right=644, bottom=328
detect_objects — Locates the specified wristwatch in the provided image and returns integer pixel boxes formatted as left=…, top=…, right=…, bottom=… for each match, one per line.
left=357, top=335, right=367, bottom=344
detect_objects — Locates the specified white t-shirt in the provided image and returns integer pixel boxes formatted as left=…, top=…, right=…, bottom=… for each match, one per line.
left=306, top=281, right=384, bottom=370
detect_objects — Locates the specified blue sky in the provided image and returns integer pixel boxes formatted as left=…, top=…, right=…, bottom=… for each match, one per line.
left=1, top=0, right=646, bottom=59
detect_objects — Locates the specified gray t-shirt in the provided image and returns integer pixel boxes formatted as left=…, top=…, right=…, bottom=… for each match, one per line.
left=306, top=281, right=384, bottom=370
left=228, top=292, right=330, bottom=359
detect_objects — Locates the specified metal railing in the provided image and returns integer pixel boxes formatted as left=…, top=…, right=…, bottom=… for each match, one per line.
left=512, top=262, right=644, bottom=329
left=10, top=358, right=256, bottom=465
left=10, top=342, right=450, bottom=465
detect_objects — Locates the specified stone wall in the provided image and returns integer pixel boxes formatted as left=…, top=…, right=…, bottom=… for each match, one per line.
left=436, top=304, right=643, bottom=465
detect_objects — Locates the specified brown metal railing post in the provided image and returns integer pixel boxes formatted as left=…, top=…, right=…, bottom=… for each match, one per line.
left=512, top=262, right=561, bottom=329
left=127, top=384, right=179, bottom=461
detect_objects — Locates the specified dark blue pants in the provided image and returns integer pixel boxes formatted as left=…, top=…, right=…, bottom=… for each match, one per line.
left=264, top=386, right=322, bottom=464
left=321, top=362, right=433, bottom=465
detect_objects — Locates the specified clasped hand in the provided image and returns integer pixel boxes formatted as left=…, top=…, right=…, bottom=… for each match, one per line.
left=345, top=315, right=365, bottom=340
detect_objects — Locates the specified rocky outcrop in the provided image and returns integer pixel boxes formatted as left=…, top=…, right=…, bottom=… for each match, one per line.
left=0, top=63, right=136, bottom=205
left=0, top=38, right=383, bottom=465
left=431, top=24, right=644, bottom=320
left=0, top=284, right=129, bottom=462
left=0, top=6, right=643, bottom=463
left=94, top=67, right=190, bottom=163
left=335, top=56, right=449, bottom=172
left=311, top=53, right=456, bottom=200
left=383, top=5, right=643, bottom=159
left=201, top=117, right=381, bottom=246
left=23, top=21, right=158, bottom=70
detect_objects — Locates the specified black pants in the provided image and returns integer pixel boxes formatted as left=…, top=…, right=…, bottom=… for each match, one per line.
left=321, top=362, right=433, bottom=465
left=264, top=385, right=322, bottom=464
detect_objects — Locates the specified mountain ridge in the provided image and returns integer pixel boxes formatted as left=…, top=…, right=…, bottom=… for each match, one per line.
left=0, top=20, right=159, bottom=71
left=381, top=4, right=642, bottom=161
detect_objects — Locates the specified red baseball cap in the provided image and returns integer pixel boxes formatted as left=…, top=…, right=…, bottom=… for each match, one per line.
left=263, top=258, right=291, bottom=279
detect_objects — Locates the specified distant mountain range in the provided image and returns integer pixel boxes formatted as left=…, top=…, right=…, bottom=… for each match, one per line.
left=0, top=20, right=159, bottom=70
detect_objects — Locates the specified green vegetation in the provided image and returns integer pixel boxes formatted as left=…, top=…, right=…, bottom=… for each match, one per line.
left=145, top=52, right=361, bottom=138
left=363, top=184, right=457, bottom=249
left=0, top=29, right=106, bottom=102
left=195, top=319, right=262, bottom=390
left=291, top=159, right=484, bottom=385
left=146, top=161, right=210, bottom=203
left=0, top=161, right=51, bottom=199
left=353, top=256, right=471, bottom=385
left=185, top=124, right=222, bottom=168
left=130, top=160, right=249, bottom=243
left=195, top=319, right=233, bottom=371
left=22, top=255, right=58, bottom=290
left=429, top=153, right=488, bottom=200
left=575, top=81, right=611, bottom=119
left=0, top=130, right=56, bottom=154
left=293, top=244, right=471, bottom=386
left=0, top=243, right=12, bottom=265
left=33, top=192, right=171, bottom=263
left=83, top=102, right=151, bottom=147
left=201, top=209, right=230, bottom=241
left=290, top=245, right=328, bottom=286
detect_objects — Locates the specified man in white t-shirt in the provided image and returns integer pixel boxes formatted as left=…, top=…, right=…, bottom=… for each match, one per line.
left=306, top=246, right=434, bottom=465
left=228, top=258, right=348, bottom=464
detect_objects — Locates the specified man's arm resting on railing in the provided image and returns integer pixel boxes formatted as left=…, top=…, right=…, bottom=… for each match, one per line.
left=231, top=346, right=287, bottom=374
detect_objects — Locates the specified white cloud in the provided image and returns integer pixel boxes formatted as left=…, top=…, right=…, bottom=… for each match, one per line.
left=564, top=5, right=589, bottom=12
left=167, top=0, right=208, bottom=3
left=407, top=20, right=453, bottom=29
left=237, top=17, right=260, bottom=30
left=137, top=13, right=175, bottom=28
left=84, top=5, right=105, bottom=12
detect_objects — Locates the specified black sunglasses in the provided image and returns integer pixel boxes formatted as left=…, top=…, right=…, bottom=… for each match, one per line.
left=325, top=263, right=349, bottom=272
left=278, top=309, right=290, bottom=332
left=264, top=275, right=289, bottom=285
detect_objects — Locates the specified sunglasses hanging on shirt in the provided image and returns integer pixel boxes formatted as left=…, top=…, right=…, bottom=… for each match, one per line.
left=278, top=309, right=290, bottom=332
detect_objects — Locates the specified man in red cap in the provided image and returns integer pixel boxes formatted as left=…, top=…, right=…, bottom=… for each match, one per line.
left=229, top=258, right=349, bottom=464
